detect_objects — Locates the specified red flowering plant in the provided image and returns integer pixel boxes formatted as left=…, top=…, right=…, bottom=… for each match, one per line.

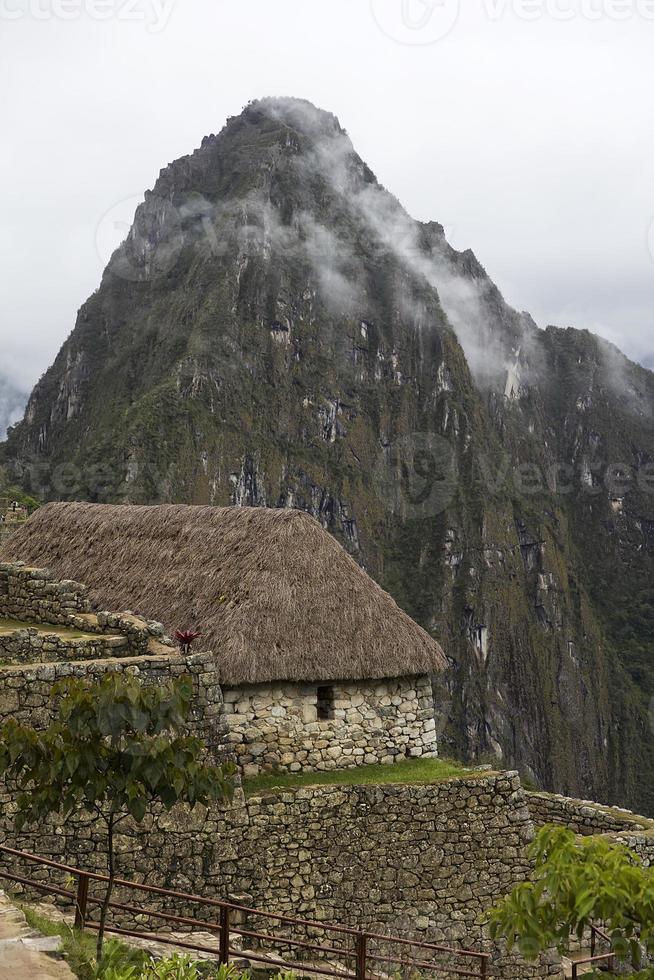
left=175, top=629, right=201, bottom=655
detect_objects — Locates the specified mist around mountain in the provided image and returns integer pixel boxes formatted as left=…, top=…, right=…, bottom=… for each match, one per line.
left=0, top=374, right=29, bottom=443
left=3, top=97, right=654, bottom=813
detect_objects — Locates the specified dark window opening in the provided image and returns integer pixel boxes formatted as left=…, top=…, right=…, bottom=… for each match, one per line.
left=317, top=685, right=335, bottom=721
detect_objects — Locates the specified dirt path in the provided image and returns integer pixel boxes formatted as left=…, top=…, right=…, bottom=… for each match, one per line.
left=0, top=892, right=74, bottom=980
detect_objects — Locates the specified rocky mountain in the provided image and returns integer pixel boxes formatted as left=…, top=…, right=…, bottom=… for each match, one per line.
left=3, top=97, right=654, bottom=812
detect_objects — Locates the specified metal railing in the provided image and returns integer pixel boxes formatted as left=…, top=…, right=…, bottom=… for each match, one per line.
left=571, top=925, right=615, bottom=978
left=0, top=844, right=489, bottom=979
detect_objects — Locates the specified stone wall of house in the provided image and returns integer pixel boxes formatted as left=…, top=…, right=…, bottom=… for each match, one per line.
left=0, top=772, right=563, bottom=979
left=222, top=676, right=438, bottom=774
left=526, top=791, right=654, bottom=836
left=0, top=650, right=226, bottom=755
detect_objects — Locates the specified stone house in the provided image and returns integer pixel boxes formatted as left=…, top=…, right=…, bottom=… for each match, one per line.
left=0, top=502, right=446, bottom=773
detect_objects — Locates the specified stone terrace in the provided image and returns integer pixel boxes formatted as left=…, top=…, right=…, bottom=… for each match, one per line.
left=0, top=562, right=174, bottom=664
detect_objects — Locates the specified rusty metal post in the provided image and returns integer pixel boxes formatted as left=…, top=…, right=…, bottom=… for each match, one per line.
left=73, top=873, right=89, bottom=930
left=355, top=930, right=367, bottom=980
left=219, top=903, right=230, bottom=964
left=480, top=953, right=488, bottom=979
left=590, top=927, right=596, bottom=958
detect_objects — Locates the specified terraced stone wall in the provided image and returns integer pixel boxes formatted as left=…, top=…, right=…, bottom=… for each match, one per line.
left=0, top=626, right=129, bottom=664
left=0, top=561, right=90, bottom=624
left=0, top=772, right=562, bottom=979
left=0, top=561, right=174, bottom=662
left=611, top=828, right=654, bottom=867
left=527, top=791, right=654, bottom=835
left=0, top=649, right=225, bottom=754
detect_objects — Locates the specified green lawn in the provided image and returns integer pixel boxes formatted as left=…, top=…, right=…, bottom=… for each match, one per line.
left=243, top=756, right=475, bottom=795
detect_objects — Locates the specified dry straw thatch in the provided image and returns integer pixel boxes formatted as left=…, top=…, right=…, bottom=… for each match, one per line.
left=0, top=502, right=446, bottom=685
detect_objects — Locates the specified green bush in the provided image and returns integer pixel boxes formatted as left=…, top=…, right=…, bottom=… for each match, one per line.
left=489, top=825, right=654, bottom=977
left=93, top=939, right=150, bottom=978
left=141, top=955, right=202, bottom=979
left=94, top=953, right=298, bottom=980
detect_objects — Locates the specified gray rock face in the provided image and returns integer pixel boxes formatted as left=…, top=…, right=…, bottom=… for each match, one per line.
left=3, top=97, right=654, bottom=812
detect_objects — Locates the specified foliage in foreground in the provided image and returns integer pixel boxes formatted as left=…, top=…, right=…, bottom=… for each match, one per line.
left=94, top=951, right=300, bottom=980
left=489, top=825, right=654, bottom=977
left=1, top=673, right=235, bottom=959
left=93, top=944, right=235, bottom=978
left=19, top=913, right=256, bottom=980
left=65, top=930, right=294, bottom=980
left=21, top=905, right=101, bottom=979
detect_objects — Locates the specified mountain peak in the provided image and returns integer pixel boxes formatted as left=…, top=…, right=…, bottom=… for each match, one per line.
left=195, top=97, right=350, bottom=158
left=241, top=97, right=346, bottom=138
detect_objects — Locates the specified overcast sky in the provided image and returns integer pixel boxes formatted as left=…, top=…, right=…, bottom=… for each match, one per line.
left=2, top=0, right=654, bottom=399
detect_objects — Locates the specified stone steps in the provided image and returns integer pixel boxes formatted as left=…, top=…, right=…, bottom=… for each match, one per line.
left=0, top=891, right=73, bottom=979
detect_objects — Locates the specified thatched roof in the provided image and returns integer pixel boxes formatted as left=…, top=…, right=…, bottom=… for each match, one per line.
left=0, top=503, right=446, bottom=685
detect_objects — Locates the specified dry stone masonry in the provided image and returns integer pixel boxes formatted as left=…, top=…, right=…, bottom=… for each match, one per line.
left=524, top=790, right=654, bottom=874
left=611, top=828, right=654, bottom=868
left=0, top=562, right=173, bottom=663
left=527, top=791, right=654, bottom=836
left=5, top=559, right=654, bottom=979
left=0, top=560, right=439, bottom=776
left=0, top=561, right=91, bottom=623
left=0, top=627, right=129, bottom=665
left=0, top=650, right=226, bottom=756
left=222, top=677, right=438, bottom=774
left=0, top=773, right=562, bottom=979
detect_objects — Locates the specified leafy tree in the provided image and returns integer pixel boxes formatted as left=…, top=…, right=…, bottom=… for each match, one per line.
left=0, top=673, right=235, bottom=960
left=488, top=825, right=654, bottom=978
